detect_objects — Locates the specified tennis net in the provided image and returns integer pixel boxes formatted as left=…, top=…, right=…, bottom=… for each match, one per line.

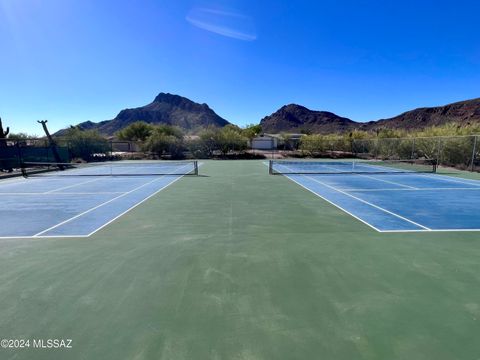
left=269, top=159, right=437, bottom=175
left=21, top=160, right=199, bottom=177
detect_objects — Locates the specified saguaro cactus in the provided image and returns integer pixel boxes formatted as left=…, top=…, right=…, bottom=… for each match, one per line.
left=38, top=120, right=64, bottom=168
left=0, top=117, right=12, bottom=172
left=0, top=117, right=9, bottom=145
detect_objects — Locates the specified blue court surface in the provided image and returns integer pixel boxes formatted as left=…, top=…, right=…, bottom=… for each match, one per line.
left=272, top=161, right=480, bottom=232
left=0, top=162, right=195, bottom=238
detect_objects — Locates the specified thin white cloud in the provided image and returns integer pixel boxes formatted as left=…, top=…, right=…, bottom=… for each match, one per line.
left=186, top=7, right=257, bottom=42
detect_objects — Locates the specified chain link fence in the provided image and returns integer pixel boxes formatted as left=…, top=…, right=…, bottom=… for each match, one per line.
left=1, top=134, right=479, bottom=175
left=351, top=135, right=479, bottom=171
left=0, top=138, right=144, bottom=176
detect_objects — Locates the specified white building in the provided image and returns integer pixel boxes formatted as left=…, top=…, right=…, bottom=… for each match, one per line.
left=251, top=135, right=278, bottom=150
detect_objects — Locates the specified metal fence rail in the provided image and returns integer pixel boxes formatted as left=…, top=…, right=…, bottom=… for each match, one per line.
left=2, top=135, right=479, bottom=174
left=350, top=135, right=479, bottom=172
left=296, top=134, right=479, bottom=172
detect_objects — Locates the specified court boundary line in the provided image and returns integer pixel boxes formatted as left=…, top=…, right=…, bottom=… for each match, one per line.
left=86, top=174, right=186, bottom=237
left=265, top=161, right=383, bottom=232
left=32, top=177, right=170, bottom=236
left=269, top=162, right=480, bottom=232
left=356, top=174, right=419, bottom=189
left=0, top=162, right=201, bottom=240
left=0, top=235, right=91, bottom=240
left=44, top=177, right=106, bottom=193
left=2, top=192, right=127, bottom=195
left=419, top=173, right=480, bottom=187
left=283, top=175, right=382, bottom=232
left=320, top=163, right=419, bottom=190
left=0, top=175, right=184, bottom=240
left=285, top=174, right=480, bottom=233
left=339, top=187, right=480, bottom=192
left=302, top=174, right=431, bottom=231
left=275, top=163, right=430, bottom=231
left=33, top=164, right=191, bottom=237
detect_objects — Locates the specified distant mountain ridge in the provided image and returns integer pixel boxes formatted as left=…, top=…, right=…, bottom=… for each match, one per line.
left=59, top=94, right=480, bottom=136
left=363, top=98, right=480, bottom=130
left=260, top=104, right=357, bottom=133
left=63, top=93, right=230, bottom=136
left=260, top=98, right=480, bottom=133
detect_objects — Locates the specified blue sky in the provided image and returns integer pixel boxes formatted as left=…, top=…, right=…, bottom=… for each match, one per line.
left=1, top=0, right=479, bottom=134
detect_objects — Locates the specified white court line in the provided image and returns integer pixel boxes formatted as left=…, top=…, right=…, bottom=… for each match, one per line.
left=86, top=174, right=186, bottom=237
left=356, top=174, right=418, bottom=189
left=418, top=173, right=480, bottom=187
left=339, top=187, right=480, bottom=192
left=0, top=162, right=202, bottom=240
left=303, top=174, right=431, bottom=230
left=268, top=162, right=480, bottom=233
left=320, top=163, right=418, bottom=190
left=380, top=228, right=480, bottom=233
left=275, top=163, right=430, bottom=231
left=283, top=174, right=382, bottom=232
left=311, top=162, right=480, bottom=190
left=33, top=164, right=191, bottom=237
left=0, top=235, right=91, bottom=240
left=87, top=163, right=203, bottom=236
left=2, top=192, right=126, bottom=195
left=44, top=177, right=107, bottom=194
left=0, top=178, right=181, bottom=240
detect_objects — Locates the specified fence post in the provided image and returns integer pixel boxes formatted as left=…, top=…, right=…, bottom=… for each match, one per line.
left=436, top=138, right=442, bottom=166
left=472, top=135, right=478, bottom=172
left=411, top=138, right=416, bottom=159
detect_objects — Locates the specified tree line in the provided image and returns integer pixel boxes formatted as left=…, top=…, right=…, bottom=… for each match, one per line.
left=299, top=123, right=480, bottom=170
left=2, top=116, right=479, bottom=171
left=58, top=122, right=262, bottom=160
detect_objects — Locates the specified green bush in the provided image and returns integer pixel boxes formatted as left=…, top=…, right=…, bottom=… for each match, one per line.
left=63, top=128, right=110, bottom=161
left=142, top=126, right=185, bottom=159
left=216, top=126, right=248, bottom=156
left=116, top=122, right=154, bottom=141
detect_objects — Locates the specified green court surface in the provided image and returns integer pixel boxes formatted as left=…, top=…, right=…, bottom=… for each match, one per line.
left=1, top=160, right=480, bottom=359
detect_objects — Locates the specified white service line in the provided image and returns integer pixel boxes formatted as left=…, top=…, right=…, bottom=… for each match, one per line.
left=270, top=162, right=480, bottom=233
left=86, top=174, right=186, bottom=237
left=357, top=174, right=419, bottom=189
left=380, top=228, right=480, bottom=233
left=2, top=192, right=126, bottom=196
left=320, top=163, right=418, bottom=189
left=275, top=163, right=430, bottom=231
left=44, top=177, right=107, bottom=194
left=303, top=174, right=431, bottom=230
left=419, top=173, right=480, bottom=187
left=339, top=187, right=480, bottom=192
left=284, top=174, right=382, bottom=232
left=33, top=164, right=191, bottom=237
left=0, top=235, right=91, bottom=240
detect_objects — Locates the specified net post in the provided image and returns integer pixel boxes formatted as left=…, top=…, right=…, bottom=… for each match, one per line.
left=269, top=160, right=273, bottom=175
left=193, top=161, right=198, bottom=176
left=19, top=161, right=28, bottom=178
left=436, top=138, right=442, bottom=166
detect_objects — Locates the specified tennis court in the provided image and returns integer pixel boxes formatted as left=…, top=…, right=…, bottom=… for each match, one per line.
left=1, top=160, right=480, bottom=360
left=0, top=161, right=198, bottom=238
left=269, top=160, right=480, bottom=232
